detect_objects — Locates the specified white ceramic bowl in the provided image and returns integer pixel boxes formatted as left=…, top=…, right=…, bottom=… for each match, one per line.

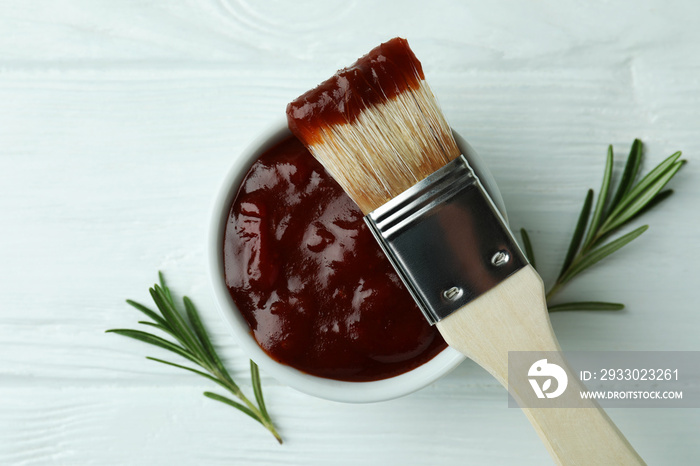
left=208, top=119, right=508, bottom=403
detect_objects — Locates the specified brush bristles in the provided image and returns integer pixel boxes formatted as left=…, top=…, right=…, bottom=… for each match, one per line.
left=307, top=81, right=460, bottom=214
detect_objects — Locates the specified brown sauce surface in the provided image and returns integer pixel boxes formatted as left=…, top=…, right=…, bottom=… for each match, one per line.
left=223, top=135, right=447, bottom=381
left=286, top=37, right=423, bottom=145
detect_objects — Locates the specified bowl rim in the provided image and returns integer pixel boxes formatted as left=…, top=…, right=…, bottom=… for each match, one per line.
left=207, top=118, right=507, bottom=403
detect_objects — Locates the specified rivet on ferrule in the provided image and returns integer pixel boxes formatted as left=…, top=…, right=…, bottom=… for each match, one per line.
left=491, top=250, right=510, bottom=267
left=442, top=286, right=464, bottom=302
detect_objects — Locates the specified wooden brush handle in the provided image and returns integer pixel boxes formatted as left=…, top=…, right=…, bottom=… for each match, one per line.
left=436, top=265, right=644, bottom=465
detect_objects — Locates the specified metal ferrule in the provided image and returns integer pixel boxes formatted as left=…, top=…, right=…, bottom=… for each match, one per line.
left=364, top=154, right=527, bottom=325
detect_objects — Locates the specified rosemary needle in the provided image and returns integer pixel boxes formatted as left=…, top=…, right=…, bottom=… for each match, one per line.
left=107, top=272, right=283, bottom=444
left=521, top=139, right=684, bottom=311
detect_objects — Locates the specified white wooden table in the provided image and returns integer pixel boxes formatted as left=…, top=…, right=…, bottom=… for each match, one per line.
left=2, top=1, right=699, bottom=464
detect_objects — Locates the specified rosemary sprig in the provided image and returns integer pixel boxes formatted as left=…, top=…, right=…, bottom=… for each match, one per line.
left=107, top=272, right=282, bottom=444
left=522, top=139, right=685, bottom=310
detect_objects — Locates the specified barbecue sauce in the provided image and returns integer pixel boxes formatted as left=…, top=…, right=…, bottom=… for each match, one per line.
left=286, top=37, right=424, bottom=146
left=223, top=135, right=447, bottom=381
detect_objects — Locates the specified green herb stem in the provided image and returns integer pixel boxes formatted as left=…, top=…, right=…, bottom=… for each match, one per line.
left=533, top=140, right=684, bottom=309
left=108, top=272, right=283, bottom=444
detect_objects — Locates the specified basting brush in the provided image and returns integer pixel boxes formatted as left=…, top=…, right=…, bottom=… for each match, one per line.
left=287, top=38, right=644, bottom=465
